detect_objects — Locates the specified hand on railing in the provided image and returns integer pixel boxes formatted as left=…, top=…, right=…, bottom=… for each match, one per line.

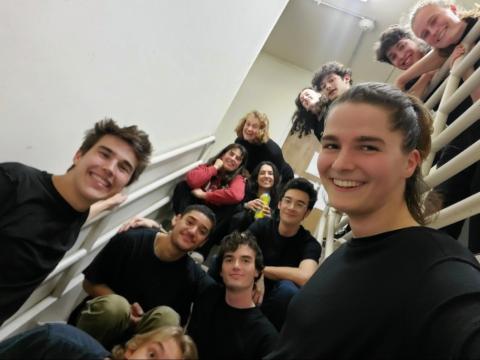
left=448, top=44, right=468, bottom=70
left=88, top=192, right=128, bottom=221
left=118, top=217, right=161, bottom=233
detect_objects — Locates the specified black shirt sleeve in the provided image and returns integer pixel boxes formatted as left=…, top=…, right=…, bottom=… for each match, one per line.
left=416, top=260, right=480, bottom=359
left=301, top=232, right=322, bottom=262
left=0, top=165, right=17, bottom=219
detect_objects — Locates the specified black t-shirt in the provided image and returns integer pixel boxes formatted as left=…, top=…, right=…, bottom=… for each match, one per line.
left=266, top=227, right=480, bottom=360
left=188, top=282, right=278, bottom=360
left=83, top=228, right=206, bottom=323
left=247, top=217, right=321, bottom=268
left=234, top=138, right=294, bottom=183
left=0, top=162, right=88, bottom=324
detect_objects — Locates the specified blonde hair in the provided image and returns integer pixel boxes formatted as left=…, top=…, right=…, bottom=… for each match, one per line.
left=409, top=0, right=454, bottom=27
left=234, top=111, right=270, bottom=143
left=409, top=1, right=480, bottom=27
left=111, top=326, right=198, bottom=360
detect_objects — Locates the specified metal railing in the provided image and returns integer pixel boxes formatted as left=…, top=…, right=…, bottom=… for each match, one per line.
left=317, top=24, right=480, bottom=260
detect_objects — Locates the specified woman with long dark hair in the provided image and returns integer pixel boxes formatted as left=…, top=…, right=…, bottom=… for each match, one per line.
left=290, top=87, right=329, bottom=142
left=229, top=161, right=280, bottom=232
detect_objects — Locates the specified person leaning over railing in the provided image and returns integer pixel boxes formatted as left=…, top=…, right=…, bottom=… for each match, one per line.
left=0, top=119, right=152, bottom=326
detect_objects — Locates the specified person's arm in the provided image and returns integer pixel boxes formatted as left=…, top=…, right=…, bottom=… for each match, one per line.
left=263, top=259, right=318, bottom=287
left=394, top=49, right=446, bottom=90
left=204, top=175, right=245, bottom=206
left=449, top=44, right=480, bottom=102
left=117, top=217, right=161, bottom=233
left=185, top=164, right=219, bottom=189
left=407, top=70, right=437, bottom=98
left=87, top=193, right=127, bottom=221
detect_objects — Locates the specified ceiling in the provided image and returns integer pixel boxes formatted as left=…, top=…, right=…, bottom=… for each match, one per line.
left=261, top=0, right=444, bottom=84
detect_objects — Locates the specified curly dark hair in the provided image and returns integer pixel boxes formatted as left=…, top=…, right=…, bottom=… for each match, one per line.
left=311, top=61, right=352, bottom=91
left=375, top=25, right=430, bottom=64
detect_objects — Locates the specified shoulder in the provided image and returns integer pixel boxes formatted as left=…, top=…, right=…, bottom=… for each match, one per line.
left=265, top=139, right=282, bottom=152
left=247, top=217, right=272, bottom=234
left=235, top=137, right=248, bottom=147
left=382, top=227, right=478, bottom=267
left=297, top=226, right=318, bottom=243
left=108, top=228, right=157, bottom=250
left=0, top=162, right=44, bottom=180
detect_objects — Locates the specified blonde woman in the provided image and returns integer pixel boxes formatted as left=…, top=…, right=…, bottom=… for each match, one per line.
left=234, top=111, right=294, bottom=186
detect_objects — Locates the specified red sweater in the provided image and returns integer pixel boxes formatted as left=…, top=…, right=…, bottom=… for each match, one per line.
left=186, top=164, right=245, bottom=206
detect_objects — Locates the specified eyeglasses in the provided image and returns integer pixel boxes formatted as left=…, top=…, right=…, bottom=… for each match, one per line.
left=281, top=197, right=307, bottom=210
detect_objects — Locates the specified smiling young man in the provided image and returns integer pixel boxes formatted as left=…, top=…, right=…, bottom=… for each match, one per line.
left=311, top=61, right=352, bottom=103
left=246, top=177, right=321, bottom=330
left=72, top=205, right=215, bottom=349
left=188, top=231, right=278, bottom=360
left=0, top=119, right=152, bottom=326
left=374, top=25, right=437, bottom=98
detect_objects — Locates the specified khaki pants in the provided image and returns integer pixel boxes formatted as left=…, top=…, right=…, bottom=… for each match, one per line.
left=75, top=294, right=180, bottom=349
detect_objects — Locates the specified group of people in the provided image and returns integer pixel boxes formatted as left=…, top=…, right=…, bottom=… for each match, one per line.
left=1, top=1, right=480, bottom=359
left=291, top=0, right=480, bottom=254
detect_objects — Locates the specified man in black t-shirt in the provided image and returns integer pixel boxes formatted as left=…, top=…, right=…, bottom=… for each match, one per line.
left=0, top=119, right=152, bottom=326
left=188, top=231, right=278, bottom=360
left=247, top=178, right=321, bottom=330
left=73, top=205, right=216, bottom=349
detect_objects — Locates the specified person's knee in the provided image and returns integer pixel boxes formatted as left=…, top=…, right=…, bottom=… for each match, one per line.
left=277, top=280, right=300, bottom=297
left=136, top=306, right=180, bottom=334
left=79, top=294, right=130, bottom=323
left=148, top=306, right=180, bottom=326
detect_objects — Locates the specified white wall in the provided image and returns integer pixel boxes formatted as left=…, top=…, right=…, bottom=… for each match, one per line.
left=0, top=0, right=288, bottom=173
left=210, top=51, right=312, bottom=156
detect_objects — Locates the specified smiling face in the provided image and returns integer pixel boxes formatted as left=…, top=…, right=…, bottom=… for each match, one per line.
left=221, top=244, right=259, bottom=292
left=387, top=38, right=425, bottom=70
left=278, top=189, right=311, bottom=227
left=221, top=147, right=244, bottom=172
left=299, top=89, right=322, bottom=112
left=412, top=4, right=465, bottom=49
left=70, top=134, right=137, bottom=206
left=125, top=337, right=182, bottom=360
left=317, top=102, right=419, bottom=220
left=242, top=115, right=262, bottom=142
left=170, top=210, right=213, bottom=252
left=257, top=164, right=275, bottom=191
left=319, top=73, right=351, bottom=101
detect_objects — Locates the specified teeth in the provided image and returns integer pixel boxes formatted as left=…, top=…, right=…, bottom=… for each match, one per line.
left=92, top=173, right=110, bottom=187
left=333, top=179, right=361, bottom=188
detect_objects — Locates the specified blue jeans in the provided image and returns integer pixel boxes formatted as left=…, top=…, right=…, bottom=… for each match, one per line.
left=0, top=323, right=110, bottom=359
left=261, top=280, right=299, bottom=331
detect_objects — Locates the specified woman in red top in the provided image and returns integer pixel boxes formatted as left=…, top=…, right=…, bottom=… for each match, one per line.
left=172, top=143, right=248, bottom=256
